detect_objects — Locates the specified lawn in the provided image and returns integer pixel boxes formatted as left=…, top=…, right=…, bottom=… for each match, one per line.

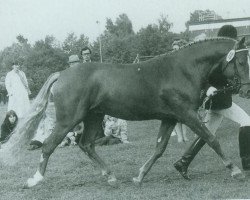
left=0, top=96, right=250, bottom=200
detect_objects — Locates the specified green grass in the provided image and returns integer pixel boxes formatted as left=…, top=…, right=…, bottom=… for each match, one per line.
left=0, top=96, right=250, bottom=199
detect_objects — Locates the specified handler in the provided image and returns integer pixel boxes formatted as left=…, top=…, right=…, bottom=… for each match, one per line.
left=174, top=25, right=250, bottom=180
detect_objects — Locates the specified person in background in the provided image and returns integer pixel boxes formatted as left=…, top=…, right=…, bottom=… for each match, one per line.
left=171, top=40, right=189, bottom=143
left=95, top=116, right=129, bottom=146
left=59, top=123, right=84, bottom=147
left=28, top=113, right=54, bottom=150
left=59, top=54, right=84, bottom=147
left=0, top=110, right=18, bottom=145
left=5, top=62, right=31, bottom=119
left=81, top=47, right=92, bottom=63
left=68, top=55, right=80, bottom=67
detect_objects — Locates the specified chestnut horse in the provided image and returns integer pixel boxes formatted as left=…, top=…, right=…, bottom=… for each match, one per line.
left=1, top=37, right=249, bottom=188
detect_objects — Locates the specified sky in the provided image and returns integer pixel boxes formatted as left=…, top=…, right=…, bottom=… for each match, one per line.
left=0, top=0, right=249, bottom=50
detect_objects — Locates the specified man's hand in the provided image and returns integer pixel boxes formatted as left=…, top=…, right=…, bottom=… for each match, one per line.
left=206, top=86, right=217, bottom=97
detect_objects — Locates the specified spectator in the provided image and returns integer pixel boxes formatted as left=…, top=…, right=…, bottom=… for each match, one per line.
left=61, top=49, right=92, bottom=147
left=68, top=55, right=80, bottom=67
left=59, top=54, right=83, bottom=147
left=5, top=62, right=31, bottom=118
left=95, top=116, right=129, bottom=146
left=0, top=110, right=18, bottom=144
left=80, top=47, right=92, bottom=63
left=28, top=113, right=54, bottom=150
left=59, top=123, right=83, bottom=147
left=171, top=40, right=189, bottom=143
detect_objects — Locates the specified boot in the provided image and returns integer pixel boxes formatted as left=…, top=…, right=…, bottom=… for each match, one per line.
left=174, top=137, right=206, bottom=180
left=239, top=126, right=250, bottom=170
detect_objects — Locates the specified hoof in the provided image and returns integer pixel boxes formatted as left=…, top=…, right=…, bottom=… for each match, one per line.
left=108, top=177, right=118, bottom=187
left=132, top=177, right=142, bottom=187
left=174, top=162, right=191, bottom=180
left=24, top=175, right=43, bottom=188
left=231, top=171, right=245, bottom=180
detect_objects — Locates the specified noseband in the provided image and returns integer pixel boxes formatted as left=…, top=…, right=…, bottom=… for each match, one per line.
left=220, top=48, right=249, bottom=94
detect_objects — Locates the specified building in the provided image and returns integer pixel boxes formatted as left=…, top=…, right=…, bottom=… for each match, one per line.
left=188, top=17, right=250, bottom=42
left=197, top=10, right=222, bottom=22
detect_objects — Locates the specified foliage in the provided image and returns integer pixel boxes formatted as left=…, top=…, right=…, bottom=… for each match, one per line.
left=136, top=15, right=177, bottom=56
left=62, top=33, right=90, bottom=57
left=0, top=13, right=184, bottom=96
left=98, top=13, right=137, bottom=63
left=24, top=36, right=68, bottom=97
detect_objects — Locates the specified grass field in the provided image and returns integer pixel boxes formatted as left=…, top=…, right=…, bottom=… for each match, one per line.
left=0, top=96, right=250, bottom=200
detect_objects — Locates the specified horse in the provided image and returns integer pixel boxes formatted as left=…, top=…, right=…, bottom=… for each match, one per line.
left=1, top=37, right=249, bottom=188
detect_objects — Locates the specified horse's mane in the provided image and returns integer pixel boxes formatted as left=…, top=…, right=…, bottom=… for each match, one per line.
left=170, top=37, right=237, bottom=54
left=138, top=37, right=237, bottom=64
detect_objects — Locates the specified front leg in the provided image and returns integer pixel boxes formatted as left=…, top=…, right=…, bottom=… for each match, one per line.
left=133, top=119, right=176, bottom=185
left=183, top=110, right=244, bottom=180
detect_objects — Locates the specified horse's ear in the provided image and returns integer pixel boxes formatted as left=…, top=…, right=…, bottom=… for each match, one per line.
left=235, top=37, right=246, bottom=50
left=238, top=37, right=245, bottom=46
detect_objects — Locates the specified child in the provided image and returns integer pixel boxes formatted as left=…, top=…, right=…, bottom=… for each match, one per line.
left=0, top=110, right=18, bottom=144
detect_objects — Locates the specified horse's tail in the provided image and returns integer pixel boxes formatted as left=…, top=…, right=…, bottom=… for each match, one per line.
left=0, top=72, right=60, bottom=166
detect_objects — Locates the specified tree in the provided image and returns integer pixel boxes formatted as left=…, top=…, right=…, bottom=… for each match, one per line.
left=104, top=14, right=134, bottom=37
left=62, top=33, right=90, bottom=56
left=24, top=35, right=68, bottom=96
left=97, top=13, right=137, bottom=63
left=136, top=15, right=176, bottom=56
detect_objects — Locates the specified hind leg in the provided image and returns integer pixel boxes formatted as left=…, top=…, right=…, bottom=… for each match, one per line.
left=24, top=123, right=72, bottom=188
left=133, top=119, right=176, bottom=185
left=78, top=113, right=117, bottom=186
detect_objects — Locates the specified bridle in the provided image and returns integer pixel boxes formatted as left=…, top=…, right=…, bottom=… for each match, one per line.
left=219, top=48, right=249, bottom=94
left=198, top=46, right=249, bottom=121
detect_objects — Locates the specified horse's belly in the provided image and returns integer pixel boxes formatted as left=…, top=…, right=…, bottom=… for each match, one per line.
left=96, top=100, right=164, bottom=121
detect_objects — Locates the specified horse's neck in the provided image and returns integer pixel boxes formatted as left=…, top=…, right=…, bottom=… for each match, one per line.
left=189, top=41, right=233, bottom=71
left=189, top=40, right=234, bottom=61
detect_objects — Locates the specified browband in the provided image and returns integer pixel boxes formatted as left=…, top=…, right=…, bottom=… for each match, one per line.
left=235, top=48, right=249, bottom=53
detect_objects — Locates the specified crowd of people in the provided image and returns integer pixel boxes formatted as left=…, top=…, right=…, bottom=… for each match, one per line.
left=0, top=25, right=250, bottom=181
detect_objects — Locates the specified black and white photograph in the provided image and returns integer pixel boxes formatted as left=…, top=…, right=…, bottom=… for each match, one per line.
left=0, top=0, right=250, bottom=199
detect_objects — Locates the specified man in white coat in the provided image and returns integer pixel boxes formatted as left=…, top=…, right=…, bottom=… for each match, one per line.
left=5, top=63, right=31, bottom=118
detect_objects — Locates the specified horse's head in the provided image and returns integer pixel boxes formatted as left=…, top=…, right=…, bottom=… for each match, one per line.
left=221, top=37, right=250, bottom=98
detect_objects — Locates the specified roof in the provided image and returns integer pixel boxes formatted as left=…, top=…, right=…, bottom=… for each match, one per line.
left=188, top=17, right=250, bottom=31
left=188, top=17, right=250, bottom=26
